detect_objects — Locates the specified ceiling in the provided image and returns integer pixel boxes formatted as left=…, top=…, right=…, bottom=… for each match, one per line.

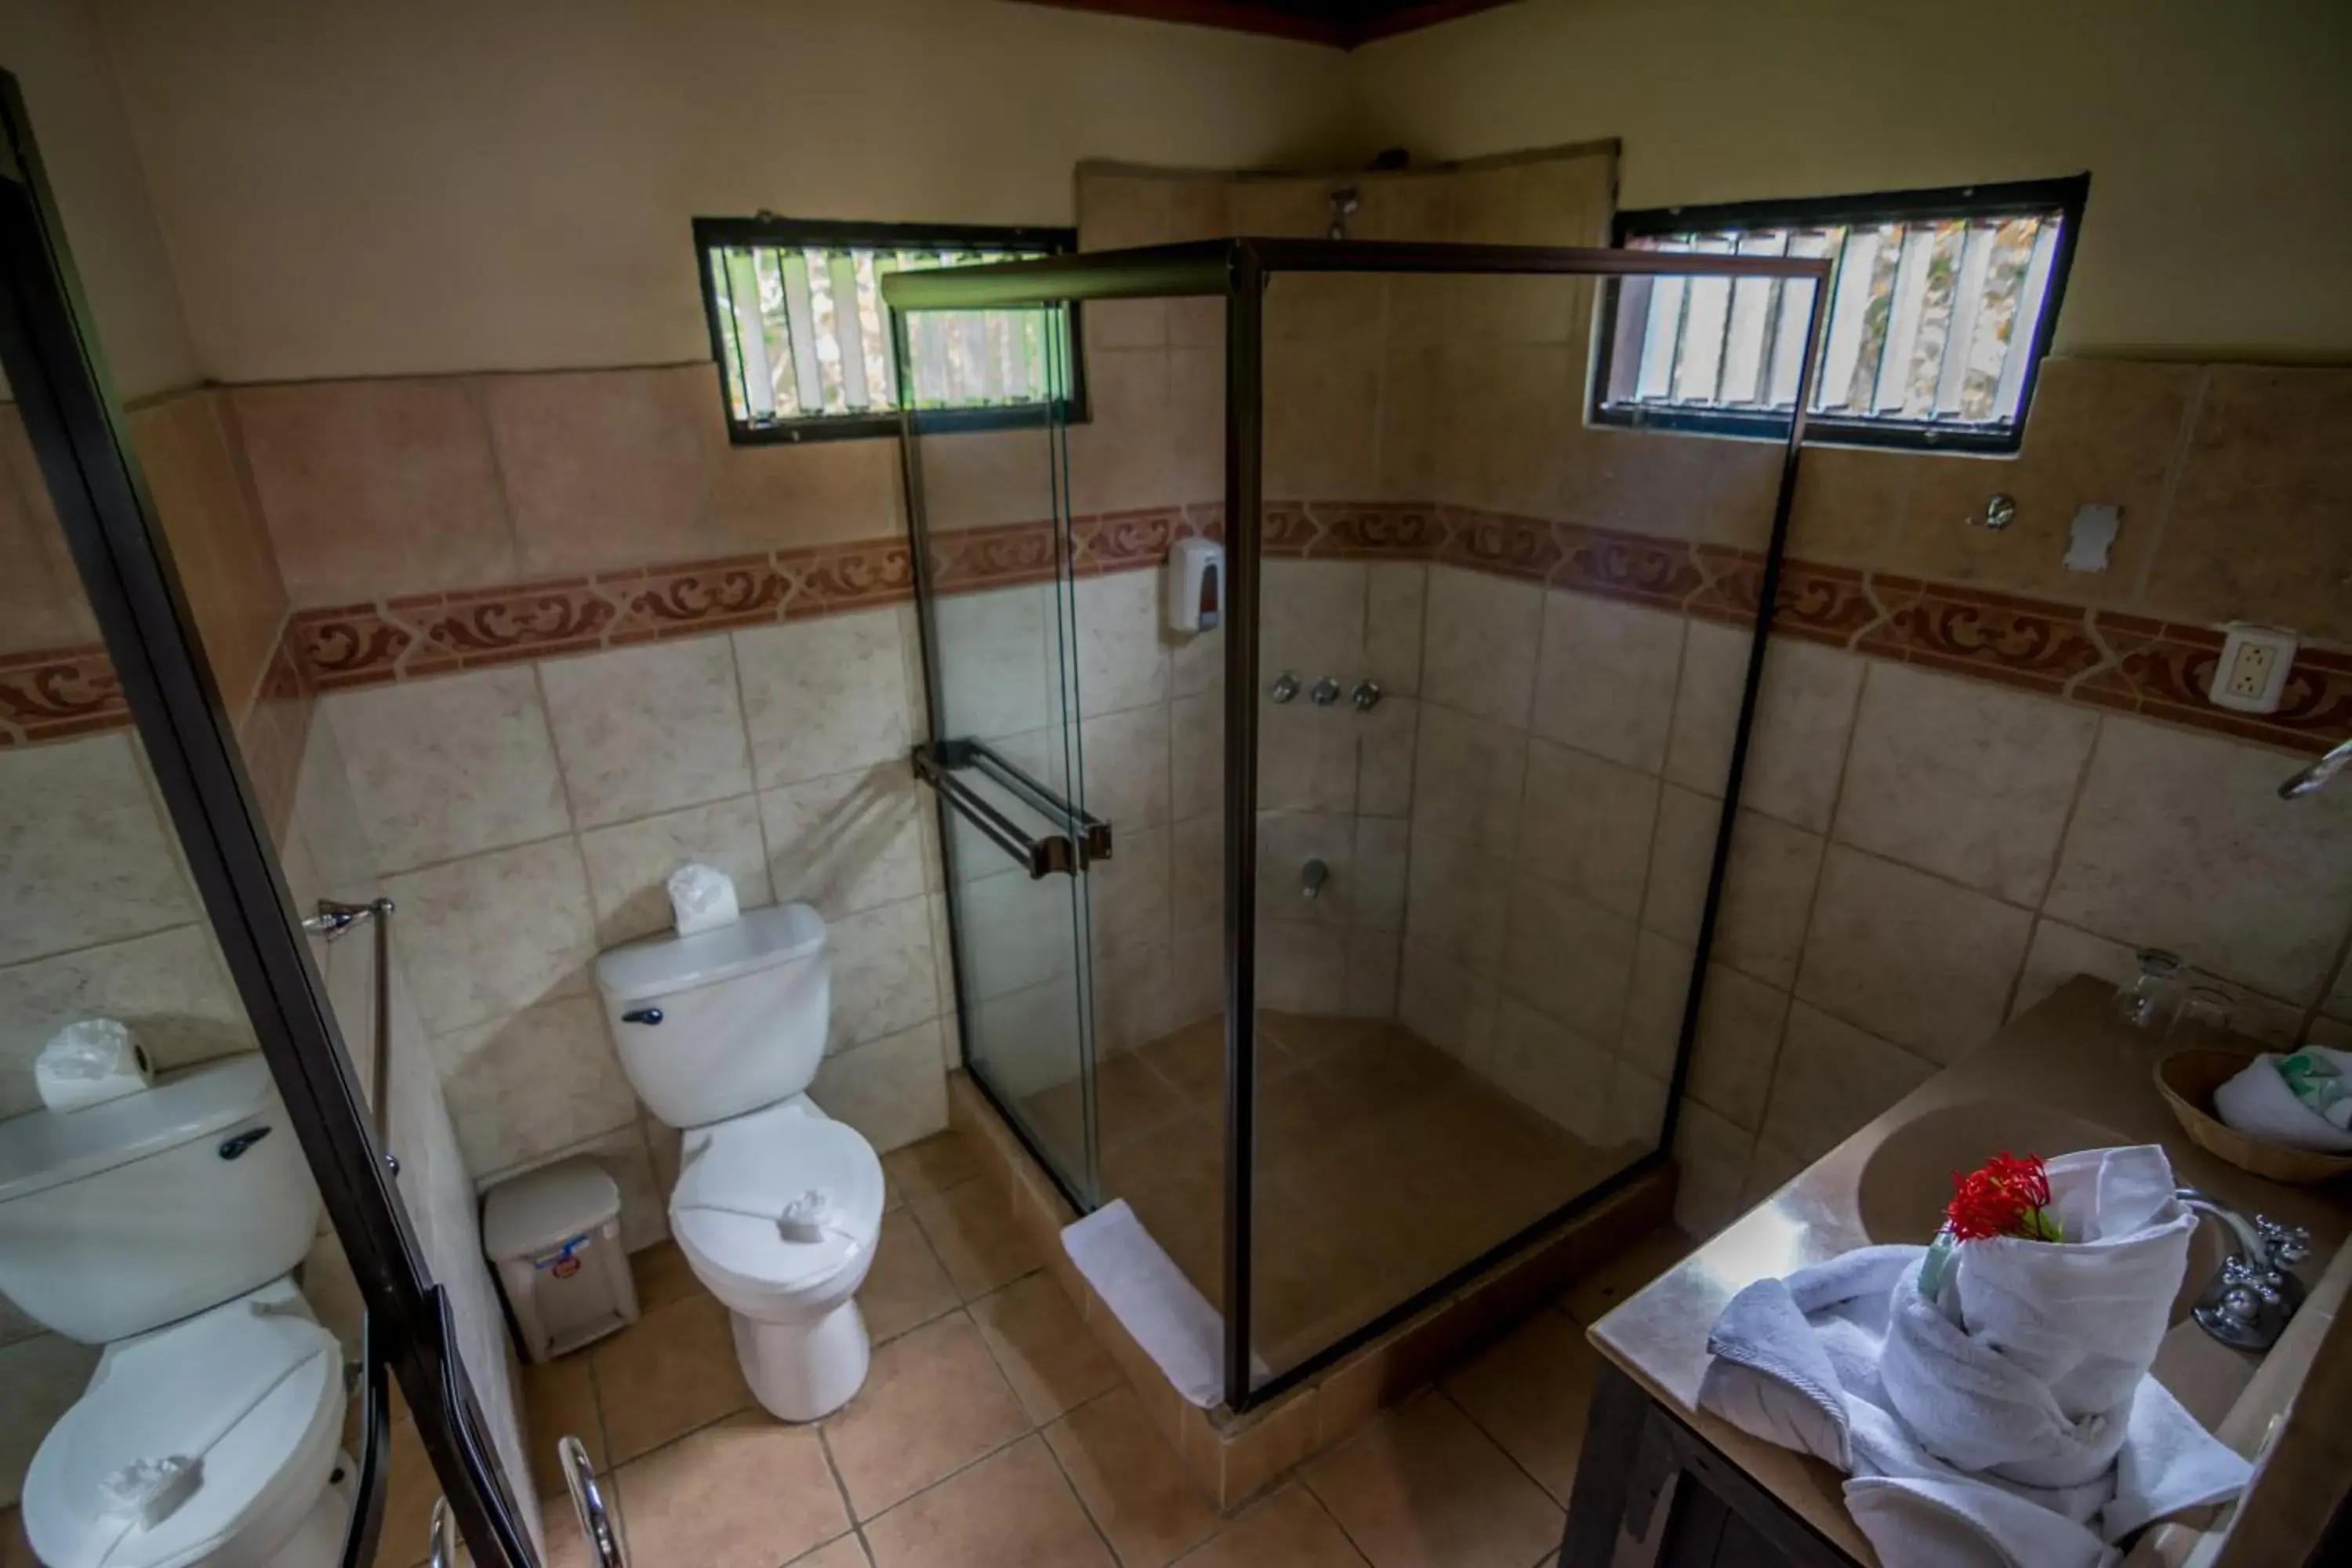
left=1010, top=1, right=1520, bottom=49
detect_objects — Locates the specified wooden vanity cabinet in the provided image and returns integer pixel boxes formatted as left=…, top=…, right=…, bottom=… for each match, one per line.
left=1561, top=1362, right=1857, bottom=1568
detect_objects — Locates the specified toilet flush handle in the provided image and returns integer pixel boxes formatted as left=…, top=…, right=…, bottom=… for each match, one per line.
left=620, top=1007, right=662, bottom=1025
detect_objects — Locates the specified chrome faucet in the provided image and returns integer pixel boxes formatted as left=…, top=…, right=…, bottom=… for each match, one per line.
left=2176, top=1188, right=2310, bottom=1352
left=2279, top=736, right=2352, bottom=799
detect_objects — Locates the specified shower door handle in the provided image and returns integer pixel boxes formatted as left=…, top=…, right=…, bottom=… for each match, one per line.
left=914, top=742, right=1089, bottom=879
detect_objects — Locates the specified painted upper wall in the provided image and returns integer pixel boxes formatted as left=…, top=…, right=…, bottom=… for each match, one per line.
left=0, top=0, right=194, bottom=401
left=93, top=0, right=1353, bottom=383
left=1352, top=0, right=2352, bottom=358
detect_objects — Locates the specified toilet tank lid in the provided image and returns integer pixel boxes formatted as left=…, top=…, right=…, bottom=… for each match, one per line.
left=0, top=1054, right=278, bottom=1207
left=594, top=902, right=826, bottom=1004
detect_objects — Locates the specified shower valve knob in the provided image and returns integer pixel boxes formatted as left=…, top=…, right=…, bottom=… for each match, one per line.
left=1352, top=680, right=1382, bottom=712
left=1269, top=672, right=1300, bottom=703
left=1308, top=677, right=1341, bottom=706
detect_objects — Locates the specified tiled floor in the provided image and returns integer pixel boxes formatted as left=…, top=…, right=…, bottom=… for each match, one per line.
left=1020, top=1013, right=1636, bottom=1374
left=485, top=1126, right=1694, bottom=1568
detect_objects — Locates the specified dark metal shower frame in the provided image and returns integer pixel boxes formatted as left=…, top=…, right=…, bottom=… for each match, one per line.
left=886, top=236, right=1833, bottom=1414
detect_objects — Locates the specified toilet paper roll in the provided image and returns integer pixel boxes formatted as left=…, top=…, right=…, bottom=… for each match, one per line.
left=666, top=862, right=740, bottom=936
left=36, top=1018, right=154, bottom=1112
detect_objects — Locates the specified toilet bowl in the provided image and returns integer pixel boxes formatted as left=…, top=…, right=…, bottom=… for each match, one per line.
left=0, top=1056, right=348, bottom=1568
left=595, top=902, right=887, bottom=1421
left=23, top=1279, right=352, bottom=1568
left=670, top=1097, right=886, bottom=1419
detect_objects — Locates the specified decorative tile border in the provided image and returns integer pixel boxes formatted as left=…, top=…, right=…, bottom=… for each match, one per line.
left=0, top=641, right=127, bottom=744
left=0, top=619, right=310, bottom=842
left=15, top=502, right=2351, bottom=758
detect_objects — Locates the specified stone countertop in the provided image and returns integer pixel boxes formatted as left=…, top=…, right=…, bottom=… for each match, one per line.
left=1586, top=975, right=2352, bottom=1566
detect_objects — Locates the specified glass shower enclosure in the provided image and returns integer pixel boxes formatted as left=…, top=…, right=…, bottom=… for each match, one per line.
left=891, top=238, right=1829, bottom=1410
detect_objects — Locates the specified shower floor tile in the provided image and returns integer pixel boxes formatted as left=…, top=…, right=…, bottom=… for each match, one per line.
left=1020, top=1012, right=1639, bottom=1375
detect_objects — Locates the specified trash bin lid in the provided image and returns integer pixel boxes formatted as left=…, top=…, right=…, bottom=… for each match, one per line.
left=482, top=1156, right=622, bottom=1259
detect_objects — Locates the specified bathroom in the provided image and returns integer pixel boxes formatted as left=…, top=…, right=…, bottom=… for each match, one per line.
left=2, top=2, right=2350, bottom=1565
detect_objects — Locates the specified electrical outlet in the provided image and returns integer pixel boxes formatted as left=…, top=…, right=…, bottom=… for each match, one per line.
left=2209, top=623, right=2297, bottom=714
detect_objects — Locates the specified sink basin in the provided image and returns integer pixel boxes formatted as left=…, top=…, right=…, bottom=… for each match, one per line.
left=1856, top=1102, right=2225, bottom=1324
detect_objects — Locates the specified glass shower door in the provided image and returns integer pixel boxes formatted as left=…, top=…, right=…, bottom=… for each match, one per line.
left=902, top=305, right=1104, bottom=1206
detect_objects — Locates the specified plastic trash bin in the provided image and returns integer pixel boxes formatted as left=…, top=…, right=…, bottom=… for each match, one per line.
left=482, top=1156, right=639, bottom=1361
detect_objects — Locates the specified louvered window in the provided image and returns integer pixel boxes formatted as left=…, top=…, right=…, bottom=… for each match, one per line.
left=1592, top=177, right=2086, bottom=452
left=695, top=217, right=1080, bottom=443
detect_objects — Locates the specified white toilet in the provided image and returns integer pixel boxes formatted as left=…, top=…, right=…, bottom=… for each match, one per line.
left=0, top=1055, right=352, bottom=1568
left=594, top=902, right=887, bottom=1422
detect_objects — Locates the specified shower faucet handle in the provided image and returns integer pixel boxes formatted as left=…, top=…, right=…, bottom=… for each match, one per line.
left=2256, top=1215, right=2311, bottom=1266
left=1269, top=672, right=1300, bottom=703
left=1308, top=677, right=1342, bottom=706
left=1352, top=680, right=1382, bottom=712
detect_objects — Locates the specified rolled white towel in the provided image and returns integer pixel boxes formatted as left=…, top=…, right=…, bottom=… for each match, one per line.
left=2210, top=1050, right=2352, bottom=1154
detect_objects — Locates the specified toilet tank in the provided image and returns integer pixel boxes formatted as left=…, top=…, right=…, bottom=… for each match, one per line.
left=0, top=1054, right=319, bottom=1344
left=594, top=903, right=829, bottom=1130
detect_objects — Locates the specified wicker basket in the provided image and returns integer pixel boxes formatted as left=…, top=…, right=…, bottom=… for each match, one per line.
left=2155, top=1048, right=2352, bottom=1185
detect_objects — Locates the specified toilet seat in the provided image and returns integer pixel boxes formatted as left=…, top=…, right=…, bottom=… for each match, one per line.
left=670, top=1101, right=884, bottom=1312
left=24, top=1283, right=344, bottom=1568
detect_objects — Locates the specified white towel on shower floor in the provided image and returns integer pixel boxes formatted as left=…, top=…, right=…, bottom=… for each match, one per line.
left=1062, top=1199, right=1266, bottom=1408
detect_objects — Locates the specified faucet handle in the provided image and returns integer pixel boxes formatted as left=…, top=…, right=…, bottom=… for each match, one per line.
left=2255, top=1215, right=2311, bottom=1266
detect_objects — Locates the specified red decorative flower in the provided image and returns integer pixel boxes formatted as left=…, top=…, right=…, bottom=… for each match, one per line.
left=1944, top=1152, right=2062, bottom=1243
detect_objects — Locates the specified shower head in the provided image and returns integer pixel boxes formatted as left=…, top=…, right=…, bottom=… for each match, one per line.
left=2279, top=736, right=2352, bottom=800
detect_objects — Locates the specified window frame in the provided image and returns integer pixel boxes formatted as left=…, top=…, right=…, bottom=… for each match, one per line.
left=1590, top=173, right=2089, bottom=454
left=693, top=214, right=1088, bottom=445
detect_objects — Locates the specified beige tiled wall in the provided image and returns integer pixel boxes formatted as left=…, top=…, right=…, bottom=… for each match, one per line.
left=1400, top=561, right=2352, bottom=1236
left=228, top=365, right=906, bottom=605
left=281, top=707, right=544, bottom=1552
left=1254, top=559, right=1428, bottom=1018
left=314, top=604, right=953, bottom=1244
left=1401, top=565, right=1694, bottom=1160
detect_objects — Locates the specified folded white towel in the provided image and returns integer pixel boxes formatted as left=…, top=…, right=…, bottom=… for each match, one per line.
left=1700, top=1145, right=2250, bottom=1568
left=1882, top=1146, right=2194, bottom=1490
left=2212, top=1050, right=2352, bottom=1152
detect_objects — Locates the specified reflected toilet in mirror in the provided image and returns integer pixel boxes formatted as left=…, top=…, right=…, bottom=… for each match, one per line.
left=0, top=430, right=357, bottom=1565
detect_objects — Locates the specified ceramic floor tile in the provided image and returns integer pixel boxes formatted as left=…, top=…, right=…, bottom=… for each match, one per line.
left=913, top=1175, right=1047, bottom=1300
left=536, top=1495, right=617, bottom=1568
left=971, top=1272, right=1122, bottom=1424
left=0, top=1509, right=31, bottom=1568
left=1095, top=1050, right=1192, bottom=1142
left=628, top=1240, right=706, bottom=1313
left=612, top=1412, right=850, bottom=1568
left=1172, top=1486, right=1370, bottom=1568
left=863, top=1208, right=962, bottom=1343
left=862, top=1435, right=1113, bottom=1568
left=1557, top=1227, right=1696, bottom=1326
left=786, top=1537, right=874, bottom=1567
left=1301, top=1392, right=1563, bottom=1568
left=1439, top=1309, right=1601, bottom=1504
left=1043, top=1388, right=1221, bottom=1567
left=1100, top=1109, right=1223, bottom=1199
left=822, top=1312, right=1032, bottom=1520
left=521, top=1352, right=604, bottom=1501
left=589, top=1294, right=753, bottom=1465
left=1258, top=1011, right=1386, bottom=1063
left=882, top=1131, right=985, bottom=1206
left=1132, top=1014, right=1232, bottom=1105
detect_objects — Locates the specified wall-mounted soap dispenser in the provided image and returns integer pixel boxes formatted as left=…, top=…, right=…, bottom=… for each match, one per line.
left=1167, top=539, right=1224, bottom=633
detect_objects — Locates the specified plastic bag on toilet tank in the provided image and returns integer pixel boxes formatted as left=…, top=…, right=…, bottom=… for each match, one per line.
left=666, top=862, right=739, bottom=935
left=35, top=1017, right=154, bottom=1111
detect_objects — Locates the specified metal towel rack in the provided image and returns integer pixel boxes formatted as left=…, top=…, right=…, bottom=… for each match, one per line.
left=911, top=738, right=1112, bottom=880
left=304, top=897, right=397, bottom=1171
